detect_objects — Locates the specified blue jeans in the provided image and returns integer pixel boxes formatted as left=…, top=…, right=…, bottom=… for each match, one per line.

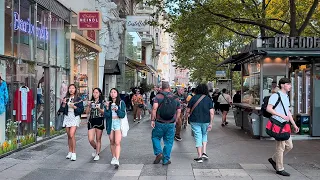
left=151, top=122, right=175, bottom=164
left=191, top=122, right=209, bottom=147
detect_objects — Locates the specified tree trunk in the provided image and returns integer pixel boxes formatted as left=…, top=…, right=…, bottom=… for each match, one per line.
left=289, top=0, right=298, bottom=36
left=260, top=0, right=266, bottom=38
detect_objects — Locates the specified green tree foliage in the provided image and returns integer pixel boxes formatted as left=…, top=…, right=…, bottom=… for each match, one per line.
left=146, top=0, right=320, bottom=82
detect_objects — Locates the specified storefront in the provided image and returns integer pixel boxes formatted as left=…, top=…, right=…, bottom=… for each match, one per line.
left=69, top=32, right=100, bottom=103
left=219, top=37, right=320, bottom=138
left=0, top=0, right=71, bottom=156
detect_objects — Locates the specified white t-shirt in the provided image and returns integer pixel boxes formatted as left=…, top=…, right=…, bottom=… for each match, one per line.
left=218, top=93, right=232, bottom=104
left=268, top=91, right=290, bottom=123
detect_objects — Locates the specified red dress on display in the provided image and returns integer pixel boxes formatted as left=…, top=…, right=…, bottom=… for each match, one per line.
left=13, top=87, right=35, bottom=123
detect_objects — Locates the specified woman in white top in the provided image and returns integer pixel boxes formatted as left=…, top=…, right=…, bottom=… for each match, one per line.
left=58, top=84, right=84, bottom=161
left=218, top=88, right=232, bottom=127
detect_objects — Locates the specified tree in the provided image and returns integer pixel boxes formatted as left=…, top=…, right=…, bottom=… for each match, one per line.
left=147, top=0, right=320, bottom=81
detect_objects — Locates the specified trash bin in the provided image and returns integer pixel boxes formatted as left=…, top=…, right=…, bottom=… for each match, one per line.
left=296, top=114, right=310, bottom=135
left=248, top=113, right=260, bottom=136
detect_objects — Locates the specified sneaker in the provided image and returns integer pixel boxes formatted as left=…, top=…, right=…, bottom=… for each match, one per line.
left=93, top=155, right=100, bottom=161
left=66, top=152, right=72, bottom=159
left=70, top=153, right=76, bottom=161
left=134, top=119, right=136, bottom=122
left=276, top=170, right=290, bottom=176
left=268, top=158, right=277, bottom=171
left=194, top=158, right=203, bottom=163
left=202, top=153, right=209, bottom=160
left=114, top=159, right=120, bottom=168
left=111, top=157, right=117, bottom=165
left=153, top=153, right=163, bottom=164
left=138, top=120, right=141, bottom=123
left=174, top=136, right=182, bottom=141
left=225, top=121, right=229, bottom=125
left=92, top=152, right=96, bottom=157
left=163, top=160, right=171, bottom=165
left=221, top=123, right=225, bottom=127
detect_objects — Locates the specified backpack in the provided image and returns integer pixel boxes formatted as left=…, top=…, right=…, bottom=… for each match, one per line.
left=158, top=93, right=177, bottom=121
left=261, top=93, right=281, bottom=118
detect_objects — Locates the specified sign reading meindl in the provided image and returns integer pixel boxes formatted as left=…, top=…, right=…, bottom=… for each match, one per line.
left=13, top=12, right=49, bottom=41
left=274, top=37, right=320, bottom=48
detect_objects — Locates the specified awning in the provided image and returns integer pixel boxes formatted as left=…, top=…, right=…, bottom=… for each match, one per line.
left=217, top=52, right=253, bottom=66
left=260, top=50, right=320, bottom=57
left=146, top=64, right=157, bottom=74
left=104, top=60, right=121, bottom=75
left=126, top=59, right=152, bottom=72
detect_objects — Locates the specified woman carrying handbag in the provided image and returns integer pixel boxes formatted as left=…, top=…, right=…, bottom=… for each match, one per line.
left=186, top=84, right=215, bottom=163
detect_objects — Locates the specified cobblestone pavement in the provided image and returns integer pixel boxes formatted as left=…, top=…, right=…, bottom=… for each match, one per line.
left=1, top=112, right=320, bottom=180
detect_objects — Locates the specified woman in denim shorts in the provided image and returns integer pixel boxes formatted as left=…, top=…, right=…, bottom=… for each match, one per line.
left=186, top=84, right=215, bottom=163
left=104, top=88, right=126, bottom=168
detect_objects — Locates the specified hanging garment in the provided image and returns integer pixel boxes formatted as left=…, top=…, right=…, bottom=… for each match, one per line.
left=0, top=81, right=9, bottom=115
left=13, top=87, right=35, bottom=122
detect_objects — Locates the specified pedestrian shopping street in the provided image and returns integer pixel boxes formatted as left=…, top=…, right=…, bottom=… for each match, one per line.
left=1, top=112, right=320, bottom=180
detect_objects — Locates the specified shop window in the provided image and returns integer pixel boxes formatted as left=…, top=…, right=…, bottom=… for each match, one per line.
left=242, top=62, right=261, bottom=105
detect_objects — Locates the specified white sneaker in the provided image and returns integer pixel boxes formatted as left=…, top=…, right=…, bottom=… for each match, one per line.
left=94, top=155, right=100, bottom=161
left=92, top=152, right=96, bottom=157
left=111, top=157, right=116, bottom=165
left=66, top=152, right=72, bottom=159
left=70, top=153, right=76, bottom=161
left=114, top=159, right=119, bottom=168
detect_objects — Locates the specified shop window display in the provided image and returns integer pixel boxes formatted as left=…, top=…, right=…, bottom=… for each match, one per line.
left=242, top=62, right=261, bottom=105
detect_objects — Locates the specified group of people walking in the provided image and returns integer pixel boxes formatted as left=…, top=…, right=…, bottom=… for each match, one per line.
left=58, top=84, right=126, bottom=168
left=57, top=78, right=298, bottom=177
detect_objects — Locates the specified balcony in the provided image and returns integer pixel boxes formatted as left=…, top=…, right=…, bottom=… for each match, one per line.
left=153, top=44, right=161, bottom=56
left=136, top=5, right=154, bottom=15
left=141, top=34, right=153, bottom=45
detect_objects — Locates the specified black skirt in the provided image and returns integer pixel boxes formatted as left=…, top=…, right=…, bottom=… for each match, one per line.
left=220, top=104, right=230, bottom=112
left=88, top=117, right=105, bottom=130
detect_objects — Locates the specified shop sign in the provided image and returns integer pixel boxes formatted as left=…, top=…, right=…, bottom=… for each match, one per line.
left=274, top=37, right=320, bottom=48
left=13, top=12, right=49, bottom=40
left=78, top=11, right=101, bottom=30
left=216, top=71, right=226, bottom=77
left=126, top=16, right=150, bottom=32
left=86, top=30, right=96, bottom=43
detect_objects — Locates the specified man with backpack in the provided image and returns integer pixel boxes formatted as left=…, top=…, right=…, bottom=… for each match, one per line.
left=266, top=78, right=299, bottom=177
left=151, top=81, right=181, bottom=165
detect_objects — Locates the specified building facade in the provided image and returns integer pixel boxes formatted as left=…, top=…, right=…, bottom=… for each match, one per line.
left=0, top=0, right=72, bottom=156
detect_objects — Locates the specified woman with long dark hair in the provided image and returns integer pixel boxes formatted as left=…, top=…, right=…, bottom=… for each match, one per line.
left=86, top=88, right=104, bottom=161
left=104, top=88, right=126, bottom=168
left=58, top=84, right=84, bottom=161
left=186, top=84, right=214, bottom=163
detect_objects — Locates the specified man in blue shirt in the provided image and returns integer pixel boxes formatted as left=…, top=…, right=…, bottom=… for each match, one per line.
left=267, top=78, right=299, bottom=177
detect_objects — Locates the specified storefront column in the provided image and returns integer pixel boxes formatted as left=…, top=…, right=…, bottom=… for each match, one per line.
left=44, top=67, right=50, bottom=137
left=312, top=62, right=320, bottom=136
left=0, top=0, right=4, bottom=55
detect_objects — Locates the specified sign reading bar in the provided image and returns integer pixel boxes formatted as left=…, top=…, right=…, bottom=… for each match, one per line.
left=78, top=11, right=101, bottom=30
left=274, top=37, right=320, bottom=49
left=126, top=16, right=150, bottom=32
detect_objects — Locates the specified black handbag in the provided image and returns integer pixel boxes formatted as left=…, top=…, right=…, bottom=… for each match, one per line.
left=138, top=104, right=144, bottom=108
left=55, top=112, right=64, bottom=131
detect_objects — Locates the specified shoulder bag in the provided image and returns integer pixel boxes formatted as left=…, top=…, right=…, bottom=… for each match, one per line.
left=265, top=93, right=291, bottom=141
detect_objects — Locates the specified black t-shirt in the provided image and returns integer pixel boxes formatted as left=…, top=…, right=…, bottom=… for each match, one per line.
left=187, top=94, right=213, bottom=123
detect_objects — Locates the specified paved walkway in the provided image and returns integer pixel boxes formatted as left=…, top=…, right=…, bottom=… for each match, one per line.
left=1, top=112, right=320, bottom=180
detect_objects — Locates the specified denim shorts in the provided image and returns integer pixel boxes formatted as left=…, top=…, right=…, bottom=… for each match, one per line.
left=111, top=119, right=121, bottom=131
left=190, top=122, right=209, bottom=147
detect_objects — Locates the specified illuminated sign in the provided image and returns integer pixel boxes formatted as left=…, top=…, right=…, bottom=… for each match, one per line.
left=78, top=11, right=101, bottom=30
left=13, top=12, right=49, bottom=40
